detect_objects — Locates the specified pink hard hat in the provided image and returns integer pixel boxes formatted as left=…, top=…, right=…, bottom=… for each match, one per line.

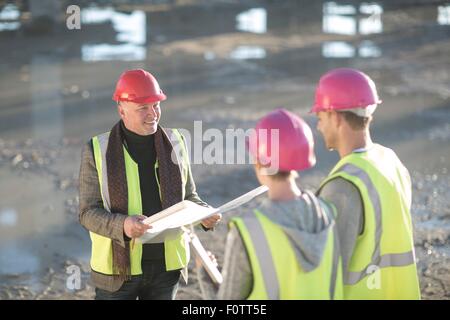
left=248, top=108, right=316, bottom=172
left=310, top=68, right=382, bottom=115
left=112, top=69, right=167, bottom=104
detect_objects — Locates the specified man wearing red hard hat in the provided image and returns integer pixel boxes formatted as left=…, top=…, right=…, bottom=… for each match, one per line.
left=217, top=108, right=344, bottom=299
left=311, top=68, right=420, bottom=299
left=79, top=69, right=221, bottom=300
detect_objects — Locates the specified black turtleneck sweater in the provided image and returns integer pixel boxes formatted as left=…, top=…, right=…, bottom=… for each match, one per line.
left=120, top=121, right=165, bottom=262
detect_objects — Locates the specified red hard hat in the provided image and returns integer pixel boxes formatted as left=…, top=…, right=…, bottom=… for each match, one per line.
left=310, top=68, right=381, bottom=113
left=112, top=69, right=167, bottom=104
left=248, top=108, right=316, bottom=172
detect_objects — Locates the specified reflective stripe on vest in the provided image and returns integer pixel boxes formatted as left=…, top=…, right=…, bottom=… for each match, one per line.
left=97, top=132, right=111, bottom=211
left=303, top=190, right=340, bottom=299
left=331, top=163, right=416, bottom=286
left=240, top=214, right=280, bottom=300
left=330, top=217, right=340, bottom=299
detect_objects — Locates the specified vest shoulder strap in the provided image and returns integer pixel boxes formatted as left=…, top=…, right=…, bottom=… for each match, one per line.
left=238, top=212, right=280, bottom=300
left=92, top=132, right=111, bottom=212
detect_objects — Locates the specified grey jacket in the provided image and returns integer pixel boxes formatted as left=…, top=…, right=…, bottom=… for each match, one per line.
left=78, top=135, right=207, bottom=292
left=318, top=178, right=363, bottom=276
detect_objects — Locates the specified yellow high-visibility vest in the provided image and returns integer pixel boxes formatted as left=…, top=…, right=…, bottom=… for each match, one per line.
left=318, top=144, right=420, bottom=299
left=89, top=128, right=190, bottom=275
left=230, top=197, right=343, bottom=300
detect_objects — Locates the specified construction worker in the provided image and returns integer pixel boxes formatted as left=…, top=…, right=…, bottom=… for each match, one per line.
left=311, top=68, right=420, bottom=299
left=217, top=108, right=343, bottom=300
left=78, top=69, right=221, bottom=300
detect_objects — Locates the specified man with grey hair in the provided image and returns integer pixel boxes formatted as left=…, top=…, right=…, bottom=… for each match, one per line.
left=79, top=69, right=221, bottom=300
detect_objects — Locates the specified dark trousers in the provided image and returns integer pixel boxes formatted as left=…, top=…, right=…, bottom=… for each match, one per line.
left=95, top=262, right=181, bottom=300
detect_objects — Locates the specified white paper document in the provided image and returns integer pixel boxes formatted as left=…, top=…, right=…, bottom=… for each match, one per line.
left=183, top=226, right=223, bottom=284
left=136, top=185, right=268, bottom=244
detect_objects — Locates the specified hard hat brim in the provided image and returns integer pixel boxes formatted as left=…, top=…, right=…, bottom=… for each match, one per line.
left=309, top=99, right=382, bottom=114
left=113, top=93, right=167, bottom=104
left=309, top=104, right=322, bottom=114
left=132, top=93, right=167, bottom=104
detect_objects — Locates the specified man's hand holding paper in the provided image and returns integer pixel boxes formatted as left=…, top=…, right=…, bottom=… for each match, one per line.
left=201, top=213, right=222, bottom=229
left=136, top=185, right=268, bottom=244
left=124, top=215, right=152, bottom=238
